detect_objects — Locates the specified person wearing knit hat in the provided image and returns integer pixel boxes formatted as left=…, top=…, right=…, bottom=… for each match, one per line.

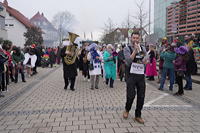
left=173, top=46, right=188, bottom=96
left=175, top=46, right=188, bottom=55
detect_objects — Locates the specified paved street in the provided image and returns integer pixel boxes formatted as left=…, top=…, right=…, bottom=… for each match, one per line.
left=0, top=66, right=200, bottom=133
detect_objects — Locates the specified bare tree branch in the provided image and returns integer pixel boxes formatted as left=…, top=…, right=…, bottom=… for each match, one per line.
left=100, top=17, right=116, bottom=44
left=103, top=17, right=116, bottom=34
left=52, top=10, right=76, bottom=35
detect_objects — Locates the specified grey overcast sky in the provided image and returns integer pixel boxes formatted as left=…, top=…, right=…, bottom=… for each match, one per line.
left=2, top=0, right=154, bottom=40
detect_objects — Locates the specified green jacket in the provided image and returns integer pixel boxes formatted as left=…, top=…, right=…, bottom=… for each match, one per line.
left=12, top=52, right=25, bottom=64
left=160, top=51, right=176, bottom=69
left=103, top=51, right=117, bottom=80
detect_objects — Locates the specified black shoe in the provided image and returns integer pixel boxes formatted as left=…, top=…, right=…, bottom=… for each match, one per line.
left=64, top=86, right=68, bottom=90
left=14, top=81, right=18, bottom=83
left=11, top=78, right=15, bottom=82
left=70, top=88, right=75, bottom=91
left=184, top=88, right=192, bottom=91
left=90, top=88, right=94, bottom=90
left=32, top=71, right=37, bottom=75
left=148, top=77, right=155, bottom=81
left=158, top=88, right=163, bottom=91
left=22, top=80, right=26, bottom=82
left=174, top=92, right=184, bottom=96
left=149, top=78, right=155, bottom=81
left=95, top=87, right=99, bottom=89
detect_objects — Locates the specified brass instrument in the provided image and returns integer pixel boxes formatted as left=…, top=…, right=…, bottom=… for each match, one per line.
left=64, top=32, right=79, bottom=65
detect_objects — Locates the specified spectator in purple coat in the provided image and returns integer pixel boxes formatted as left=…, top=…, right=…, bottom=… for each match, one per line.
left=174, top=46, right=188, bottom=96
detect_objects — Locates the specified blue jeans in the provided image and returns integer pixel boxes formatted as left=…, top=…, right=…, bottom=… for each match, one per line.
left=184, top=74, right=192, bottom=89
left=160, top=67, right=175, bottom=90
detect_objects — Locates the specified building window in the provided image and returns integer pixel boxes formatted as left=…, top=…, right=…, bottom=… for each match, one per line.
left=187, top=25, right=196, bottom=28
left=0, top=16, right=5, bottom=29
left=9, top=24, right=14, bottom=27
left=187, top=29, right=196, bottom=32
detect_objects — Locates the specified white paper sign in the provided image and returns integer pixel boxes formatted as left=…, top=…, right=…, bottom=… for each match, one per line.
left=130, top=63, right=144, bottom=74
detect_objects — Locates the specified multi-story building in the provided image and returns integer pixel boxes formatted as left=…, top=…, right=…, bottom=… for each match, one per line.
left=0, top=3, right=7, bottom=40
left=154, top=0, right=181, bottom=39
left=30, top=12, right=59, bottom=47
left=167, top=0, right=200, bottom=39
left=1, top=0, right=33, bottom=48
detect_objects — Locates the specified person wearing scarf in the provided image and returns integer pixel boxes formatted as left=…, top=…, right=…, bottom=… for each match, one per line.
left=87, top=43, right=102, bottom=90
left=103, top=44, right=117, bottom=88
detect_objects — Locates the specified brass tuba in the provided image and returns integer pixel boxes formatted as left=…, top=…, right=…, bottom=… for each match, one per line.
left=64, top=32, right=79, bottom=65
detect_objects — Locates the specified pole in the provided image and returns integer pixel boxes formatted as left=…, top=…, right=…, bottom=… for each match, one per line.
left=128, top=10, right=130, bottom=44
left=196, top=0, right=198, bottom=35
left=149, top=0, right=151, bottom=35
left=91, top=32, right=93, bottom=40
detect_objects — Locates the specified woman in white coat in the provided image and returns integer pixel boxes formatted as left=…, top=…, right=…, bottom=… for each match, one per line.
left=87, top=43, right=102, bottom=90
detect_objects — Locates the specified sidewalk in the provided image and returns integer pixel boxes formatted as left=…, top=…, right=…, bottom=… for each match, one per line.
left=0, top=66, right=60, bottom=112
left=0, top=66, right=199, bottom=133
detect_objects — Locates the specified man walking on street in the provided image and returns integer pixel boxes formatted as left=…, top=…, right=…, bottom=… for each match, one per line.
left=123, top=31, right=147, bottom=124
left=60, top=33, right=79, bottom=91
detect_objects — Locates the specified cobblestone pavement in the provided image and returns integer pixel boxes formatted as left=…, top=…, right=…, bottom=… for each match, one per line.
left=0, top=66, right=200, bottom=133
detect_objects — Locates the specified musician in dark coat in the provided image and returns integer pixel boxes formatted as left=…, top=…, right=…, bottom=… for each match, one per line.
left=60, top=41, right=78, bottom=91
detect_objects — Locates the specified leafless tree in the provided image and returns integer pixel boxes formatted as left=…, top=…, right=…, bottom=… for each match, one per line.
left=121, top=13, right=136, bottom=29
left=132, top=1, right=149, bottom=41
left=101, top=18, right=116, bottom=44
left=52, top=11, right=76, bottom=45
left=103, top=17, right=116, bottom=34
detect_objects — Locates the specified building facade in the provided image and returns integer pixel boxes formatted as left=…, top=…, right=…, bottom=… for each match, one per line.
left=167, top=0, right=200, bottom=39
left=1, top=0, right=33, bottom=48
left=154, top=0, right=181, bottom=39
left=0, top=3, right=7, bottom=40
left=30, top=12, right=59, bottom=47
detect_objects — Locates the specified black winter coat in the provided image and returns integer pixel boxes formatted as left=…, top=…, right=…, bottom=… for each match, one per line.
left=60, top=46, right=78, bottom=78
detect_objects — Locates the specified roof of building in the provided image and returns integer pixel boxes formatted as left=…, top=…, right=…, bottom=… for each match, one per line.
left=30, top=12, right=57, bottom=32
left=0, top=0, right=33, bottom=28
left=113, top=27, right=146, bottom=38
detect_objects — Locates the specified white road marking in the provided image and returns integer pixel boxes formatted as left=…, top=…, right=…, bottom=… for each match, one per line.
left=144, top=105, right=192, bottom=107
left=144, top=93, right=169, bottom=106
